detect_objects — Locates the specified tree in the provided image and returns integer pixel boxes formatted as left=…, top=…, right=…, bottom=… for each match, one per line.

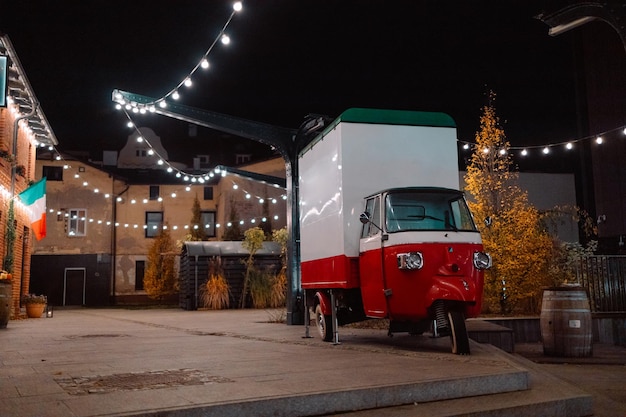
left=464, top=92, right=553, bottom=314
left=270, top=227, right=288, bottom=307
left=189, top=195, right=207, bottom=241
left=144, top=225, right=179, bottom=301
left=259, top=193, right=272, bottom=238
left=222, top=200, right=243, bottom=241
left=240, top=226, right=265, bottom=308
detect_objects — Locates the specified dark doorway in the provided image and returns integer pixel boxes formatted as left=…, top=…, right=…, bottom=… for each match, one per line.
left=64, top=268, right=86, bottom=306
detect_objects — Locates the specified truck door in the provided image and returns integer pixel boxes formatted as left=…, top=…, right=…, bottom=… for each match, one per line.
left=359, top=195, right=387, bottom=317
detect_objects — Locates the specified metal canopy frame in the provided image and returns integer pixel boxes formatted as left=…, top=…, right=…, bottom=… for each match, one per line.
left=112, top=89, right=328, bottom=324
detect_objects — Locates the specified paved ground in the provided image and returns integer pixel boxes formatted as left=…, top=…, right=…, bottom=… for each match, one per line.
left=514, top=342, right=626, bottom=417
left=0, top=308, right=623, bottom=417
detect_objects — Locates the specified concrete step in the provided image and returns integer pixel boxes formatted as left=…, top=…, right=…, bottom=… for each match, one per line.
left=122, top=366, right=529, bottom=417
left=467, top=318, right=515, bottom=353
left=330, top=344, right=593, bottom=417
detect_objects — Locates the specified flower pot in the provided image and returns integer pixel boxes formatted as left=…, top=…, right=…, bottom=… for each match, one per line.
left=0, top=280, right=11, bottom=328
left=26, top=303, right=46, bottom=318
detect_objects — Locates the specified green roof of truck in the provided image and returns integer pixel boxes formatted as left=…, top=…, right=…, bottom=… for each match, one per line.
left=334, top=108, right=456, bottom=128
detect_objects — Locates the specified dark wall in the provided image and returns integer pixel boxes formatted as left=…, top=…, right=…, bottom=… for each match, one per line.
left=30, top=254, right=111, bottom=307
left=180, top=254, right=281, bottom=310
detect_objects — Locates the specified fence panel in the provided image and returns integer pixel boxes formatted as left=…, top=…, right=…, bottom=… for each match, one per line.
left=576, top=256, right=626, bottom=312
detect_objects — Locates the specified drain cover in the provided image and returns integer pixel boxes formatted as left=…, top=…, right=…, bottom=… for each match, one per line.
left=55, top=369, right=233, bottom=395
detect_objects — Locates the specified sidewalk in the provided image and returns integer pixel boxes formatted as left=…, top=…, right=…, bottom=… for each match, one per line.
left=0, top=308, right=612, bottom=416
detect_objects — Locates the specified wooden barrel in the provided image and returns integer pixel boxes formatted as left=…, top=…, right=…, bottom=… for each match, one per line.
left=0, top=281, right=11, bottom=329
left=540, top=286, right=593, bottom=357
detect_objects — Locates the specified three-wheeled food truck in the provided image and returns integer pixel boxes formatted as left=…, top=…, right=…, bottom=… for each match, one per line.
left=299, top=108, right=491, bottom=354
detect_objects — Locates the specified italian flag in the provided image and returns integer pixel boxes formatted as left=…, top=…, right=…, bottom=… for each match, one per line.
left=19, top=177, right=47, bottom=241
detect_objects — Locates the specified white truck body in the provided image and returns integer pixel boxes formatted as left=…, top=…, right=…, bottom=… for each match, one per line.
left=298, top=108, right=459, bottom=264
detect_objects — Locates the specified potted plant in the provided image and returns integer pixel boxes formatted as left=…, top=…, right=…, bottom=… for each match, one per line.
left=0, top=271, right=12, bottom=328
left=22, top=294, right=47, bottom=318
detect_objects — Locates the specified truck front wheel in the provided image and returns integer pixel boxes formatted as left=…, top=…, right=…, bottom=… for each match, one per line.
left=448, top=310, right=470, bottom=355
left=315, top=304, right=333, bottom=342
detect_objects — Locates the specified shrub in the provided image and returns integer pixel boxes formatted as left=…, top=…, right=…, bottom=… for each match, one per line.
left=201, top=258, right=230, bottom=310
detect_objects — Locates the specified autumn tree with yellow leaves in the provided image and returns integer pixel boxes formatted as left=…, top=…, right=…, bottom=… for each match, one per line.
left=464, top=92, right=553, bottom=314
left=144, top=225, right=179, bottom=301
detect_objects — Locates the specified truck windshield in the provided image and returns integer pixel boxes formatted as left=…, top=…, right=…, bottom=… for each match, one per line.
left=385, top=190, right=477, bottom=233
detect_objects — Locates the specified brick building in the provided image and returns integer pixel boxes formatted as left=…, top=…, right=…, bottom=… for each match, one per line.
left=0, top=34, right=58, bottom=317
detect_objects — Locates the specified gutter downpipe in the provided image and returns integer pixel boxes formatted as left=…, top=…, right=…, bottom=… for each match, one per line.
left=111, top=183, right=129, bottom=305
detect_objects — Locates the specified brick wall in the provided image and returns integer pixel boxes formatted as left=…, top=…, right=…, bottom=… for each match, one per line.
left=0, top=107, right=36, bottom=318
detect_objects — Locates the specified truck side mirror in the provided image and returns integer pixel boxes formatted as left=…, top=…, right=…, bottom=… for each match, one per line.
left=359, top=212, right=371, bottom=224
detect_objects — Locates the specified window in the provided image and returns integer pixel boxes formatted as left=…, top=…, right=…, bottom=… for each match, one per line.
left=203, top=186, right=213, bottom=200
left=235, top=154, right=251, bottom=165
left=145, top=211, right=163, bottom=238
left=198, top=154, right=209, bottom=166
left=42, top=165, right=63, bottom=181
left=361, top=196, right=381, bottom=238
left=136, top=149, right=147, bottom=157
left=200, top=211, right=216, bottom=237
left=385, top=190, right=478, bottom=233
left=68, top=209, right=87, bottom=236
left=149, top=185, right=160, bottom=200
left=135, top=261, right=145, bottom=290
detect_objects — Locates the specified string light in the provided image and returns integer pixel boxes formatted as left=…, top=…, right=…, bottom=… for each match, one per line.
left=112, top=2, right=243, bottom=108
left=458, top=123, right=625, bottom=158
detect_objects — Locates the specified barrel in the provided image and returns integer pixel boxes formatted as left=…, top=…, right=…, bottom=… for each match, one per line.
left=0, top=280, right=12, bottom=329
left=540, top=286, right=592, bottom=357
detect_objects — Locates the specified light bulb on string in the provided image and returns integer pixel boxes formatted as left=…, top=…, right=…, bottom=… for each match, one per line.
left=542, top=147, right=550, bottom=155
left=566, top=142, right=573, bottom=150
left=520, top=149, right=528, bottom=156
left=596, top=136, right=603, bottom=144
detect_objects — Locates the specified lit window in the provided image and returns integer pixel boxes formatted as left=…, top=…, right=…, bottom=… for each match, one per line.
left=145, top=211, right=163, bottom=238
left=201, top=211, right=216, bottom=237
left=68, top=209, right=87, bottom=236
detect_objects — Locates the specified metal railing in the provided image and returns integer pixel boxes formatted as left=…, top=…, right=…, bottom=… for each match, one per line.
left=576, top=256, right=626, bottom=313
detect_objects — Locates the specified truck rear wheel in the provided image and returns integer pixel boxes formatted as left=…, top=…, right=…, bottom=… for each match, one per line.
left=315, top=304, right=333, bottom=342
left=448, top=310, right=470, bottom=355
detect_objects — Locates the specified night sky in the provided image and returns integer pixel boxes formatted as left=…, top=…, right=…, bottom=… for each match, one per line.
left=1, top=1, right=580, bottom=164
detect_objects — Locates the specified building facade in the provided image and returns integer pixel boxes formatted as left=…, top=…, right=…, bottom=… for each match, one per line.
left=32, top=128, right=287, bottom=306
left=0, top=35, right=58, bottom=318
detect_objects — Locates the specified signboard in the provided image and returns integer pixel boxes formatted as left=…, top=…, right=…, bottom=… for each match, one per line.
left=0, top=56, right=7, bottom=107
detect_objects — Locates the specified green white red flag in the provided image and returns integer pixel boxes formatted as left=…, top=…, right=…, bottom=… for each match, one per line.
left=19, top=177, right=46, bottom=240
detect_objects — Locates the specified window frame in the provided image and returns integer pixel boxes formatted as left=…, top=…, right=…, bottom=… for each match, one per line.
left=145, top=211, right=163, bottom=238
left=68, top=208, right=87, bottom=237
left=42, top=165, right=63, bottom=181
left=200, top=210, right=216, bottom=237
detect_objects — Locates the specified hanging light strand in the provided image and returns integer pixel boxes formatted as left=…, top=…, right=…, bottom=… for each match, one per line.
left=458, top=123, right=626, bottom=157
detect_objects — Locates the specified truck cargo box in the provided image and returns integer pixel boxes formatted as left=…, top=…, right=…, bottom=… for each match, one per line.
left=299, top=108, right=458, bottom=288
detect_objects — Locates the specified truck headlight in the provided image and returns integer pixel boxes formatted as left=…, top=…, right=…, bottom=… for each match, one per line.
left=473, top=252, right=492, bottom=270
left=397, top=252, right=424, bottom=270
